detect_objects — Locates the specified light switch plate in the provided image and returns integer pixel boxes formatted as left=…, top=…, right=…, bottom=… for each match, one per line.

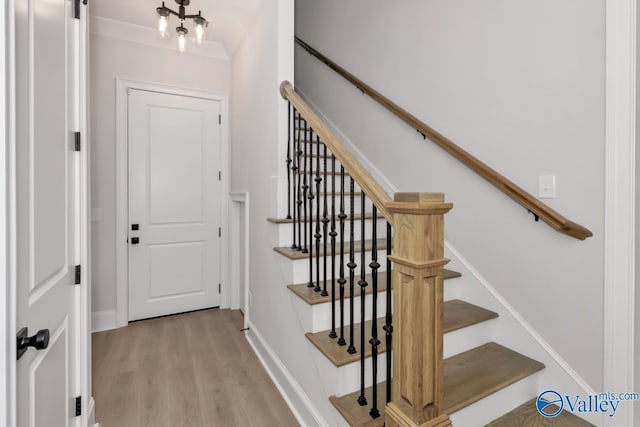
left=538, top=175, right=556, bottom=199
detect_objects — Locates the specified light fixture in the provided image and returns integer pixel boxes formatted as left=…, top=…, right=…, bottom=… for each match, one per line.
left=156, top=0, right=209, bottom=51
left=176, top=24, right=188, bottom=52
left=157, top=7, right=170, bottom=39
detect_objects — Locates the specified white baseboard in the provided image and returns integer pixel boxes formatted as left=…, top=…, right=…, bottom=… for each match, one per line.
left=245, top=322, right=331, bottom=427
left=91, top=309, right=117, bottom=333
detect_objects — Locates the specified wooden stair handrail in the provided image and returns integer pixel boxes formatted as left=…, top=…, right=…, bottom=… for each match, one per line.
left=295, top=37, right=593, bottom=241
left=281, top=80, right=395, bottom=223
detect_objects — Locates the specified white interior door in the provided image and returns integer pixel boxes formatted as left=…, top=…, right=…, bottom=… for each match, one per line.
left=15, top=0, right=80, bottom=426
left=128, top=89, right=222, bottom=321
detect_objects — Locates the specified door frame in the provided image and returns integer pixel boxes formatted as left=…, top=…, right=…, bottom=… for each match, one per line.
left=229, top=192, right=250, bottom=326
left=3, top=1, right=16, bottom=426
left=115, top=79, right=230, bottom=329
left=604, top=0, right=636, bottom=426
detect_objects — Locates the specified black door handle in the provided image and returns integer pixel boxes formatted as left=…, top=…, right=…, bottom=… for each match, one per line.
left=17, top=327, right=50, bottom=360
left=131, top=237, right=140, bottom=245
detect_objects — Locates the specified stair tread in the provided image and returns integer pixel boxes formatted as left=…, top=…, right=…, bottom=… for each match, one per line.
left=443, top=342, right=545, bottom=413
left=287, top=269, right=461, bottom=305
left=314, top=191, right=362, bottom=197
left=297, top=170, right=353, bottom=176
left=306, top=300, right=498, bottom=367
left=486, top=398, right=594, bottom=426
left=330, top=342, right=545, bottom=427
left=274, top=238, right=387, bottom=260
left=294, top=138, right=322, bottom=142
left=302, top=154, right=332, bottom=159
left=268, top=213, right=376, bottom=224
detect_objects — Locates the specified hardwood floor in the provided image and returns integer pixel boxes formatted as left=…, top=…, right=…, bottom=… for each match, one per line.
left=92, top=309, right=300, bottom=427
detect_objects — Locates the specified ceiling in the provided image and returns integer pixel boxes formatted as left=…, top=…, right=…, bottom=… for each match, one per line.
left=91, top=0, right=262, bottom=55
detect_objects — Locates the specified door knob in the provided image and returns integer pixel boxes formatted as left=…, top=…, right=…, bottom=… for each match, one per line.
left=17, top=327, right=50, bottom=360
left=131, top=237, right=140, bottom=245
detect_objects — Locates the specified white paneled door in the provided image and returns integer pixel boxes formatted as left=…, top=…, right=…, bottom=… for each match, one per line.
left=15, top=0, right=81, bottom=426
left=128, top=90, right=222, bottom=321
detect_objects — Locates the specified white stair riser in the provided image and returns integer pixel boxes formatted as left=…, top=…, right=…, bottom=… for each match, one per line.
left=299, top=282, right=459, bottom=335
left=294, top=167, right=366, bottom=189
left=449, top=372, right=542, bottom=426
left=291, top=248, right=390, bottom=281
left=277, top=218, right=388, bottom=247
left=293, top=276, right=458, bottom=334
left=443, top=280, right=458, bottom=301
left=289, top=196, right=368, bottom=217
left=308, top=337, right=390, bottom=399
left=309, top=291, right=389, bottom=333
left=443, top=319, right=496, bottom=359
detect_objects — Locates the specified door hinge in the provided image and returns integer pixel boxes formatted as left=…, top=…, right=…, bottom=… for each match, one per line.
left=75, top=396, right=82, bottom=416
left=73, top=0, right=81, bottom=19
left=218, top=283, right=221, bottom=294
left=74, top=265, right=81, bottom=285
left=73, top=0, right=88, bottom=19
left=218, top=227, right=221, bottom=237
left=74, top=132, right=81, bottom=151
left=218, top=114, right=221, bottom=125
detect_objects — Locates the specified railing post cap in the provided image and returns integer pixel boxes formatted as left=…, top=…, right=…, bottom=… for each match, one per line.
left=387, top=192, right=452, bottom=215
left=394, top=192, right=444, bottom=203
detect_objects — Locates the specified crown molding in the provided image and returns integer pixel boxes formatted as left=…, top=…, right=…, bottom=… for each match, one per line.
left=90, top=16, right=229, bottom=61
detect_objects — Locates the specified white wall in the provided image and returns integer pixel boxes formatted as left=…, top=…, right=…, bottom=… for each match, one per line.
left=90, top=29, right=231, bottom=313
left=231, top=1, right=339, bottom=425
left=295, top=0, right=605, bottom=390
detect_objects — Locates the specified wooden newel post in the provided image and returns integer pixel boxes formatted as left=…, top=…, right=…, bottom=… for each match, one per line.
left=385, top=193, right=453, bottom=427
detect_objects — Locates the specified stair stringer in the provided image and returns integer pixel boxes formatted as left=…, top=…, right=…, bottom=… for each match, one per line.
left=444, top=244, right=604, bottom=426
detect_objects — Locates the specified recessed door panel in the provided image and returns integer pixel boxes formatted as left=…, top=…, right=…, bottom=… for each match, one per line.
left=128, top=89, right=221, bottom=321
left=148, top=106, right=205, bottom=225
left=31, top=323, right=68, bottom=427
left=33, top=0, right=68, bottom=289
left=148, top=241, right=205, bottom=299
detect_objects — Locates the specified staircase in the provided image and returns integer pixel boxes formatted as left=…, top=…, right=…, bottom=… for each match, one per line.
left=271, top=81, right=594, bottom=427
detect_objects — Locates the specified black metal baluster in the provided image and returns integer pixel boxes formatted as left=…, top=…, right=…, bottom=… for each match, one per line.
left=383, top=222, right=393, bottom=404
left=337, top=166, right=347, bottom=346
left=321, top=144, right=329, bottom=297
left=295, top=116, right=303, bottom=250
left=347, top=177, right=357, bottom=355
left=357, top=193, right=368, bottom=406
left=329, top=154, right=337, bottom=339
left=286, top=102, right=292, bottom=220
left=291, top=110, right=298, bottom=249
left=369, top=206, right=381, bottom=418
left=302, top=120, right=309, bottom=254
left=307, top=129, right=314, bottom=288
left=314, top=136, right=322, bottom=293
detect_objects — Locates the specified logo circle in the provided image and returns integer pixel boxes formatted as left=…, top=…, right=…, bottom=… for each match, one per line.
left=536, top=390, right=563, bottom=418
